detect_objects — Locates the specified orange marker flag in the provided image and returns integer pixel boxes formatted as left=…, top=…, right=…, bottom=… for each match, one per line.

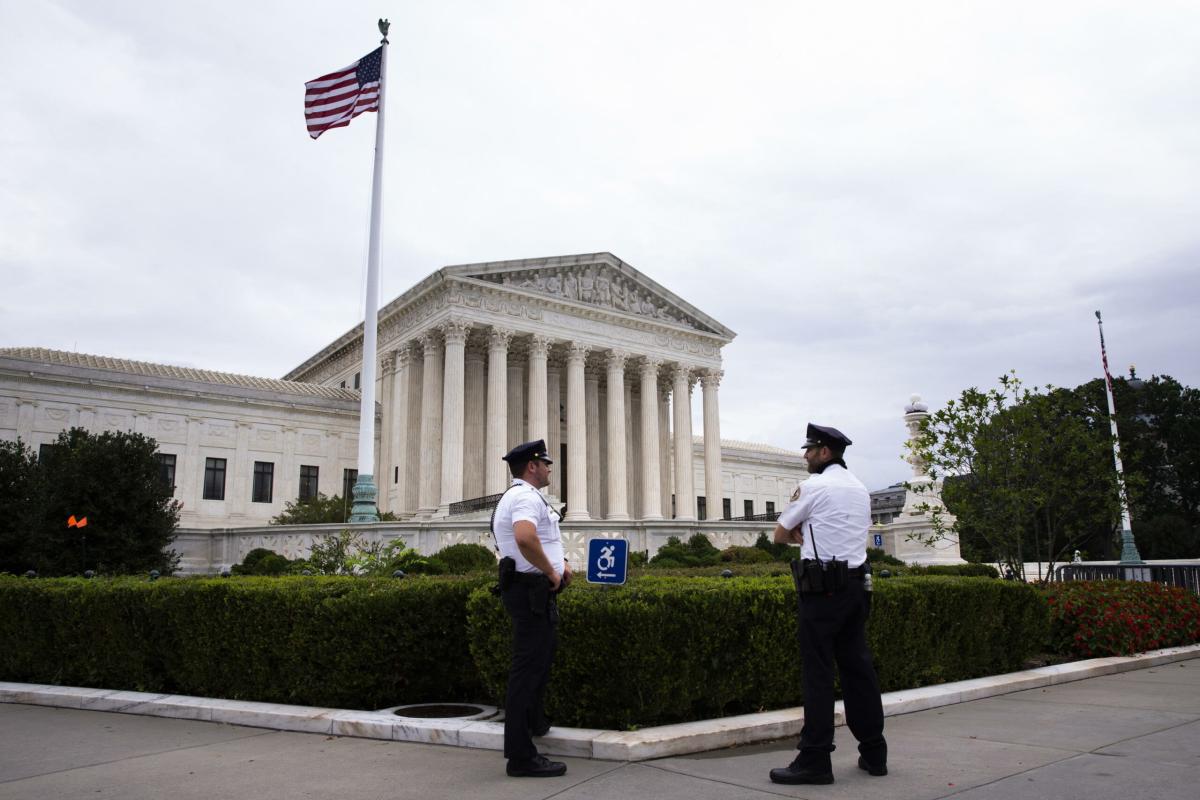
left=67, top=515, right=78, bottom=528
left=77, top=517, right=88, bottom=528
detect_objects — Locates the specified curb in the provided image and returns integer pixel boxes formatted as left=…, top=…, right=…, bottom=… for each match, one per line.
left=3, top=643, right=1198, bottom=761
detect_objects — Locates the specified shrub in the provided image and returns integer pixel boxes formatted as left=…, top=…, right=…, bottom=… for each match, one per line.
left=433, top=543, right=497, bottom=574
left=0, top=574, right=489, bottom=708
left=1046, top=580, right=1200, bottom=657
left=648, top=534, right=721, bottom=568
left=867, top=547, right=905, bottom=567
left=231, top=548, right=294, bottom=576
left=907, top=563, right=1000, bottom=578
left=720, top=545, right=773, bottom=564
left=467, top=574, right=1048, bottom=729
left=754, top=532, right=795, bottom=561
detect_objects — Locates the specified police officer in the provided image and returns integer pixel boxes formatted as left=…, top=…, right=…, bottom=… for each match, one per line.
left=493, top=439, right=572, bottom=778
left=769, top=424, right=888, bottom=785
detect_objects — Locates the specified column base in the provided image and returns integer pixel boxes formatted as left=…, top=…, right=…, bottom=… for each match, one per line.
left=563, top=510, right=591, bottom=522
left=348, top=475, right=380, bottom=523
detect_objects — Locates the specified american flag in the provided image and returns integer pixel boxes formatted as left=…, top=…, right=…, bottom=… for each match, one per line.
left=304, top=47, right=383, bottom=140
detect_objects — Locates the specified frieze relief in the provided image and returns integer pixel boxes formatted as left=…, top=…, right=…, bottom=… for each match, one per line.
left=44, top=407, right=69, bottom=422
left=472, top=266, right=717, bottom=334
left=299, top=433, right=323, bottom=455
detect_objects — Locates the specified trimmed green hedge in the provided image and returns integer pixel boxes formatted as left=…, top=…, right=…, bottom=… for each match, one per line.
left=467, top=575, right=1047, bottom=729
left=0, top=575, right=487, bottom=709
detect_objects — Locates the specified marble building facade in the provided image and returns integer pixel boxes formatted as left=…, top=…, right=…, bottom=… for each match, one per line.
left=0, top=253, right=807, bottom=545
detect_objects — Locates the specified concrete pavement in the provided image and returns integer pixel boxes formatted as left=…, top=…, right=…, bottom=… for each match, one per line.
left=2, top=659, right=1197, bottom=799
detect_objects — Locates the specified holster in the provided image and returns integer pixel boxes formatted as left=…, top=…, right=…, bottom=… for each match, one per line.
left=796, top=558, right=850, bottom=594
left=491, top=556, right=516, bottom=596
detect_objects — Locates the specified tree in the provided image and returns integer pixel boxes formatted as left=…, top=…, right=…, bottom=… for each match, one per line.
left=269, top=493, right=397, bottom=525
left=1074, top=374, right=1200, bottom=558
left=908, top=373, right=1121, bottom=581
left=0, top=439, right=38, bottom=572
left=0, top=428, right=180, bottom=575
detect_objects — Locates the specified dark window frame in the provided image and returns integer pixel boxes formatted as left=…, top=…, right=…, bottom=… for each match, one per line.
left=343, top=468, right=358, bottom=501
left=697, top=496, right=707, bottom=521
left=155, top=453, right=177, bottom=490
left=722, top=498, right=732, bottom=520
left=744, top=499, right=754, bottom=518
left=299, top=465, right=319, bottom=501
left=203, top=457, right=227, bottom=501
left=252, top=461, right=274, bottom=504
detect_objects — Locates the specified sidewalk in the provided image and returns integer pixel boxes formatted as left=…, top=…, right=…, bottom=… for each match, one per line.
left=2, top=656, right=1197, bottom=799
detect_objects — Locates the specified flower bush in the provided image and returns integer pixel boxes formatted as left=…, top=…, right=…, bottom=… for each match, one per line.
left=1046, top=580, right=1200, bottom=657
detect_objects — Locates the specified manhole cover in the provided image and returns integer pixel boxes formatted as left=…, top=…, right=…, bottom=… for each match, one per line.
left=392, top=704, right=486, bottom=719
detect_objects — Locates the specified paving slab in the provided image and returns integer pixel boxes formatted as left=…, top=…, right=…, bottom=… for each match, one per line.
left=0, top=704, right=268, bottom=784
left=0, top=717, right=621, bottom=800
left=882, top=693, right=1197, bottom=752
left=1094, top=719, right=1200, bottom=769
left=553, top=762, right=784, bottom=800
left=1002, top=672, right=1200, bottom=714
left=651, top=732, right=1069, bottom=800
left=948, top=752, right=1199, bottom=800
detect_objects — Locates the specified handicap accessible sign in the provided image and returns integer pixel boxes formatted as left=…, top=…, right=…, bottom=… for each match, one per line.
left=586, top=538, right=628, bottom=585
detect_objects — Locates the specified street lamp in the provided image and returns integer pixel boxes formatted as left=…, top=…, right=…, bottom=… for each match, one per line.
left=1094, top=312, right=1144, bottom=571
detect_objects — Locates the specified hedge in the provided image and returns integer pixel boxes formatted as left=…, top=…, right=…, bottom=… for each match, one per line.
left=0, top=574, right=488, bottom=709
left=467, top=575, right=1047, bottom=729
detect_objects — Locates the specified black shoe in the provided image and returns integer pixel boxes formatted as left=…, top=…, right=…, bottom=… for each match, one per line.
left=769, top=756, right=834, bottom=785
left=507, top=755, right=567, bottom=778
left=858, top=755, right=887, bottom=776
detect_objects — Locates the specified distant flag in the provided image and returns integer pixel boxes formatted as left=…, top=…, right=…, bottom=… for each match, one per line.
left=1095, top=310, right=1114, bottom=392
left=304, top=47, right=383, bottom=139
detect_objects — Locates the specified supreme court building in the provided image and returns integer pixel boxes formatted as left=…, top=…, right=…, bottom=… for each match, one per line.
left=1, top=253, right=806, bottom=548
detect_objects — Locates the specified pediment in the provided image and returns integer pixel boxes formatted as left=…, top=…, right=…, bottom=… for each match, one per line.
left=445, top=253, right=733, bottom=339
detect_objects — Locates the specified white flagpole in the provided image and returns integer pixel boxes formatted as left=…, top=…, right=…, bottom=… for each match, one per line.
left=350, top=20, right=390, bottom=523
left=1094, top=310, right=1142, bottom=565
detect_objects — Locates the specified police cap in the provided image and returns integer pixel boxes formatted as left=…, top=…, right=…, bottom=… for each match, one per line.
left=502, top=439, right=554, bottom=465
left=803, top=423, right=852, bottom=450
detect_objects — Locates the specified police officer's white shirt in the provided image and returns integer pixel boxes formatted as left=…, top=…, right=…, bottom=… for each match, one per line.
left=778, top=464, right=870, bottom=568
left=493, top=479, right=565, bottom=575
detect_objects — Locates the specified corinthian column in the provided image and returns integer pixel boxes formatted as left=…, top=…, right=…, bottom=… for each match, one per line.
left=486, top=328, right=512, bottom=495
left=658, top=381, right=672, bottom=518
left=439, top=320, right=471, bottom=515
left=671, top=364, right=696, bottom=520
left=564, top=343, right=590, bottom=521
left=585, top=363, right=602, bottom=516
left=547, top=359, right=562, bottom=499
left=527, top=334, right=550, bottom=445
left=392, top=343, right=415, bottom=514
left=605, top=350, right=629, bottom=520
left=417, top=330, right=443, bottom=516
left=639, top=358, right=663, bottom=520
left=701, top=369, right=724, bottom=520
left=463, top=345, right=487, bottom=500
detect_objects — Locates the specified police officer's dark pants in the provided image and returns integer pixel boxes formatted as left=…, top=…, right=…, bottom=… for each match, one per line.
left=500, top=578, right=557, bottom=761
left=797, top=581, right=886, bottom=766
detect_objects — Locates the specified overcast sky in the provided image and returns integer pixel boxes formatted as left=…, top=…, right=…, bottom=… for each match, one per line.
left=3, top=0, right=1198, bottom=491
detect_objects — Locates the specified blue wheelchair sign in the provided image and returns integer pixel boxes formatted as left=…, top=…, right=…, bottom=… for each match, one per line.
left=873, top=533, right=883, bottom=548
left=586, top=538, right=628, bottom=585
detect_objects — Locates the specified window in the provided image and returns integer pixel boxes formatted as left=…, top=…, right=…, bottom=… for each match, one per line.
left=339, top=380, right=346, bottom=389
left=744, top=499, right=754, bottom=518
left=343, top=468, right=358, bottom=500
left=353, top=372, right=361, bottom=390
left=252, top=461, right=274, bottom=503
left=722, top=498, right=732, bottom=520
left=697, top=496, right=707, bottom=521
left=394, top=466, right=399, bottom=484
left=299, top=465, right=319, bottom=500
left=155, top=453, right=177, bottom=490
left=203, top=457, right=227, bottom=500
left=38, top=443, right=59, bottom=464
left=766, top=501, right=776, bottom=516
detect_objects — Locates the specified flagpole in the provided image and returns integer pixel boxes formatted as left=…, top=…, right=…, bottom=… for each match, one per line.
left=349, top=19, right=390, bottom=523
left=1094, top=310, right=1142, bottom=565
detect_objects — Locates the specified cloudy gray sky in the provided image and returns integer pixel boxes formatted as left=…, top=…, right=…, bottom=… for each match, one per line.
left=3, top=0, right=1198, bottom=491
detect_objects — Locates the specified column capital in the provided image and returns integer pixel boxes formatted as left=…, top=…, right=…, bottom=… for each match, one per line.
left=396, top=341, right=416, bottom=368
left=529, top=334, right=552, bottom=359
left=439, top=319, right=472, bottom=346
left=700, top=368, right=724, bottom=389
left=420, top=329, right=442, bottom=354
left=605, top=349, right=629, bottom=371
left=566, top=343, right=591, bottom=365
left=639, top=357, right=662, bottom=378
left=488, top=326, right=514, bottom=351
left=669, top=363, right=695, bottom=386
left=380, top=352, right=396, bottom=376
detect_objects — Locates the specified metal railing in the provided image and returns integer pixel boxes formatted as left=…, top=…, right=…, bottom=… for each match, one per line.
left=1053, top=563, right=1200, bottom=596
left=720, top=512, right=781, bottom=523
left=448, top=493, right=504, bottom=516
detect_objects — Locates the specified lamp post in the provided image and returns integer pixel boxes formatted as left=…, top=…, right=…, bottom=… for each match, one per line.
left=1094, top=311, right=1144, bottom=569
